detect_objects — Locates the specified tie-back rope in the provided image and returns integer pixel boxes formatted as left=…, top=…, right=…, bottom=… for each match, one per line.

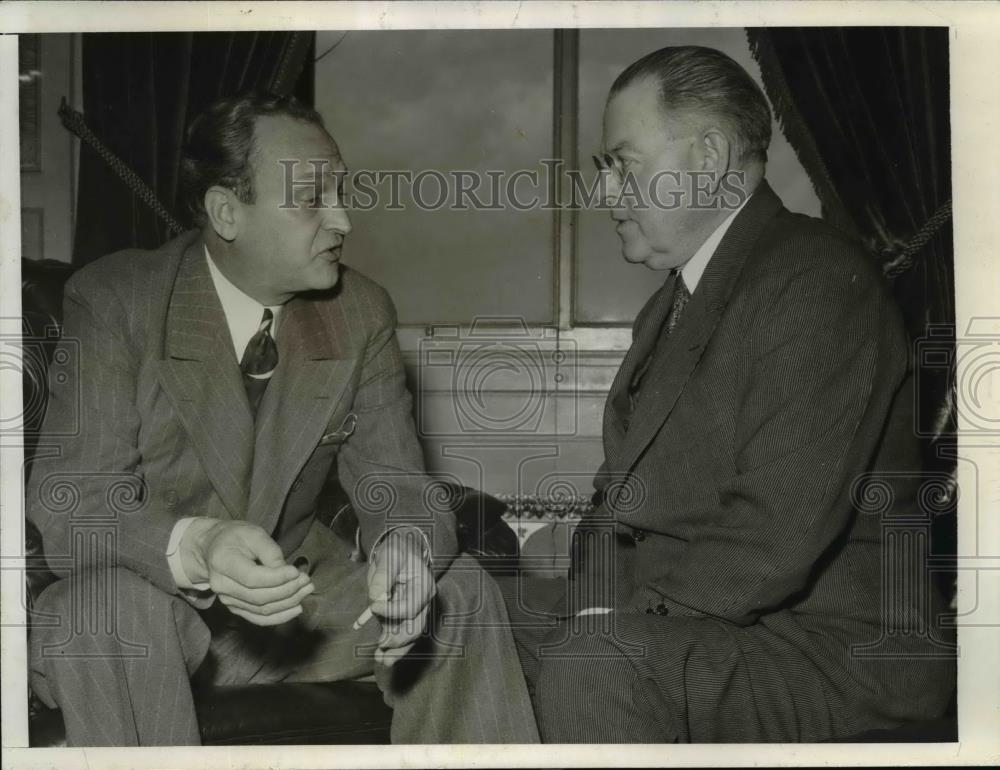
left=881, top=200, right=953, bottom=281
left=747, top=31, right=952, bottom=284
left=58, top=98, right=185, bottom=236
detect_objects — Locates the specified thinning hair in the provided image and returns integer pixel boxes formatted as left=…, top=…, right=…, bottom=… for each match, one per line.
left=180, top=92, right=327, bottom=227
left=610, top=45, right=772, bottom=165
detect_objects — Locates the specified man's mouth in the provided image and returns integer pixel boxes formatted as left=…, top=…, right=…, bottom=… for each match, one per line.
left=317, top=245, right=342, bottom=260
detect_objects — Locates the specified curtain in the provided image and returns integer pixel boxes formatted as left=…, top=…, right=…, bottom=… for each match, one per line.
left=748, top=27, right=952, bottom=336
left=72, top=31, right=315, bottom=265
left=747, top=27, right=955, bottom=571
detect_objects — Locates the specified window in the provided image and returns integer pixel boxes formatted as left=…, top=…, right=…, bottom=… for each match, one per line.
left=315, top=30, right=555, bottom=325
left=314, top=29, right=820, bottom=338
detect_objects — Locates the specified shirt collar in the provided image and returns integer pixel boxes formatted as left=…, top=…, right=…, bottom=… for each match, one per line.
left=204, top=245, right=283, bottom=358
left=680, top=193, right=751, bottom=292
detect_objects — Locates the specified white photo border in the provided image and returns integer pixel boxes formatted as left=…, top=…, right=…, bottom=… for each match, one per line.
left=1, top=2, right=997, bottom=767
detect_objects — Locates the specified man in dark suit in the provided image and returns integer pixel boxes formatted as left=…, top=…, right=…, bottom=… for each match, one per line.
left=508, top=45, right=954, bottom=742
left=27, top=93, right=539, bottom=745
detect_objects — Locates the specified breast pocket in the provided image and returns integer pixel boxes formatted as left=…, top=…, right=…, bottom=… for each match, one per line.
left=318, top=411, right=357, bottom=447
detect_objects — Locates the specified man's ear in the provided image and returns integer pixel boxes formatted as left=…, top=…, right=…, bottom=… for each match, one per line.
left=204, top=186, right=241, bottom=241
left=699, top=128, right=733, bottom=194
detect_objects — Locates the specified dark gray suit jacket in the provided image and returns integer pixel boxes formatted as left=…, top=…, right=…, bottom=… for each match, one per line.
left=574, top=181, right=953, bottom=722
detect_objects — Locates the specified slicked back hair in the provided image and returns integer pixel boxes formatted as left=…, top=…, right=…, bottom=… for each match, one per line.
left=610, top=46, right=772, bottom=165
left=180, top=92, right=327, bottom=227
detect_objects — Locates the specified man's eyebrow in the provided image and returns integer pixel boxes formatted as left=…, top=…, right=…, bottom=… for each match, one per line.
left=608, top=141, right=637, bottom=154
left=292, top=167, right=348, bottom=185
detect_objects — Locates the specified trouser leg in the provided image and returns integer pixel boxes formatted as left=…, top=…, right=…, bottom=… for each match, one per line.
left=381, top=555, right=540, bottom=743
left=495, top=573, right=568, bottom=699
left=533, top=613, right=681, bottom=743
left=280, top=556, right=543, bottom=742
left=30, top=567, right=211, bottom=746
left=201, top=521, right=540, bottom=743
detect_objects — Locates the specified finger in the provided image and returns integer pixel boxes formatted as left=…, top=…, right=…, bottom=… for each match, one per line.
left=218, top=581, right=315, bottom=616
left=375, top=641, right=415, bottom=668
left=225, top=554, right=300, bottom=588
left=211, top=570, right=310, bottom=604
left=242, top=527, right=289, bottom=569
left=378, top=604, right=430, bottom=650
left=370, top=566, right=435, bottom=621
left=366, top=552, right=396, bottom=606
left=229, top=603, right=303, bottom=627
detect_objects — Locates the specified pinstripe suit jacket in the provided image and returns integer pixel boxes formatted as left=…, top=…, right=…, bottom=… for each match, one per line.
left=28, top=230, right=457, bottom=597
left=575, top=182, right=952, bottom=713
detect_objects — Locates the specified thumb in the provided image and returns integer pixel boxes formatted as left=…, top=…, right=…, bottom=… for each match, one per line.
left=244, top=527, right=287, bottom=568
left=367, top=549, right=397, bottom=608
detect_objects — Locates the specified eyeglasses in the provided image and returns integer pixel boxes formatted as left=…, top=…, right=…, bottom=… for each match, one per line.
left=592, top=152, right=625, bottom=184
left=592, top=136, right=697, bottom=183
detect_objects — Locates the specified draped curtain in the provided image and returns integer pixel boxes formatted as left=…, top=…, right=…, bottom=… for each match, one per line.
left=747, top=27, right=955, bottom=561
left=72, top=31, right=315, bottom=265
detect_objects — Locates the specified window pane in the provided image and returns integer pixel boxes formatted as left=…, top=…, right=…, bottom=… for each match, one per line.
left=315, top=30, right=554, bottom=325
left=575, top=28, right=821, bottom=324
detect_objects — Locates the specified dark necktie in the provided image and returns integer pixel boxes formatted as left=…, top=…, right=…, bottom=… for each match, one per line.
left=240, top=308, right=279, bottom=416
left=627, top=271, right=691, bottom=412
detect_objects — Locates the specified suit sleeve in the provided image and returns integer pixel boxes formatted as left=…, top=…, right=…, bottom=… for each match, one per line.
left=647, top=258, right=908, bottom=626
left=26, top=275, right=182, bottom=596
left=335, top=286, right=459, bottom=572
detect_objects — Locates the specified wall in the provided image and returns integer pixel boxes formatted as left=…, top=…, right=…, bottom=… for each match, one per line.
left=19, top=34, right=80, bottom=263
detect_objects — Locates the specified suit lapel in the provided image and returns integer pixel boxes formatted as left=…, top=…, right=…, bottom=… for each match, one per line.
left=155, top=238, right=254, bottom=519
left=602, top=274, right=675, bottom=469
left=247, top=293, right=354, bottom=533
left=617, top=182, right=784, bottom=474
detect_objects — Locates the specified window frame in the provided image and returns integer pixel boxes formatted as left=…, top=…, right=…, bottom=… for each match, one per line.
left=393, top=29, right=628, bottom=354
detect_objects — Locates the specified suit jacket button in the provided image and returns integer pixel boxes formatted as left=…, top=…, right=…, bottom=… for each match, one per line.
left=655, top=603, right=668, bottom=616
left=633, top=529, right=646, bottom=543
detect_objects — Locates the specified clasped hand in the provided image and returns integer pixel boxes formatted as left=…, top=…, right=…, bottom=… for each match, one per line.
left=184, top=520, right=315, bottom=626
left=362, top=527, right=435, bottom=667
left=182, top=521, right=435, bottom=665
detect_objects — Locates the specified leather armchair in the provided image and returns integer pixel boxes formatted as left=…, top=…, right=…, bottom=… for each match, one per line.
left=21, top=258, right=519, bottom=746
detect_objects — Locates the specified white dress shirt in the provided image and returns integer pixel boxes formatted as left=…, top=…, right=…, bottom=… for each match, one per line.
left=679, top=194, right=750, bottom=292
left=204, top=245, right=284, bottom=360
left=165, top=247, right=283, bottom=598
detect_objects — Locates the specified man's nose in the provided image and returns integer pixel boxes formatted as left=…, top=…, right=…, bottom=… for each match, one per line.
left=324, top=203, right=352, bottom=236
left=604, top=176, right=628, bottom=221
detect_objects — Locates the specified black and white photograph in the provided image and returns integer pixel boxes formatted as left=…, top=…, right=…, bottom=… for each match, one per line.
left=0, top=2, right=997, bottom=767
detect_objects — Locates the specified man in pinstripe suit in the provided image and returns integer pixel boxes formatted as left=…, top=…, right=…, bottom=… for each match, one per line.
left=27, top=93, right=539, bottom=745
left=509, top=46, right=954, bottom=742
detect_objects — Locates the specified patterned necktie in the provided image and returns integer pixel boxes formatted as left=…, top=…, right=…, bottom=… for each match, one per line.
left=627, top=271, right=691, bottom=412
left=240, top=309, right=279, bottom=416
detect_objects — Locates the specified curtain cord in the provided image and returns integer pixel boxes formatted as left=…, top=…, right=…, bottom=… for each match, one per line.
left=881, top=200, right=953, bottom=280
left=58, top=97, right=185, bottom=236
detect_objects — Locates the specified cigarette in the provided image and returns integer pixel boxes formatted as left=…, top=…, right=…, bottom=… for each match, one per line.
left=353, top=606, right=374, bottom=630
